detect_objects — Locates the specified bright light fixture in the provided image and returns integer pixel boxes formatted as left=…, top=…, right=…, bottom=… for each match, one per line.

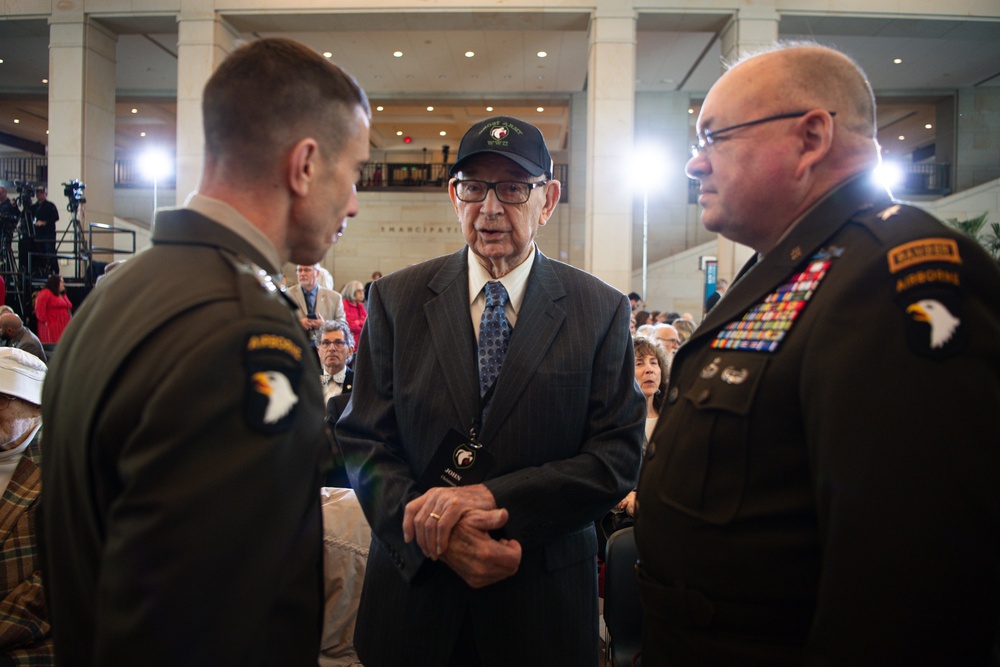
left=139, top=149, right=172, bottom=182
left=465, top=51, right=475, bottom=58
left=633, top=145, right=669, bottom=192
left=873, top=162, right=903, bottom=190
left=393, top=51, right=403, bottom=58
left=537, top=51, right=547, bottom=58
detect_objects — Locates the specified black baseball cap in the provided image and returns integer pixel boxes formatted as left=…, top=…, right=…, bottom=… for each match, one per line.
left=449, top=116, right=553, bottom=179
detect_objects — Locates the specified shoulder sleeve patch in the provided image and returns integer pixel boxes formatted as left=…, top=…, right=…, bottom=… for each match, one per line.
left=245, top=332, right=304, bottom=434
left=899, top=295, right=966, bottom=360
left=887, top=238, right=961, bottom=274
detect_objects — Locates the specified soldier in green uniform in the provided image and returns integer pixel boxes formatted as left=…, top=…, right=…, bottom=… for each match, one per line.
left=636, top=44, right=1000, bottom=665
left=41, top=38, right=370, bottom=666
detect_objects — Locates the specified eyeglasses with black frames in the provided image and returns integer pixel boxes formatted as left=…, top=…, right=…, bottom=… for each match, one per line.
left=319, top=339, right=349, bottom=348
left=452, top=180, right=548, bottom=205
left=690, top=110, right=837, bottom=158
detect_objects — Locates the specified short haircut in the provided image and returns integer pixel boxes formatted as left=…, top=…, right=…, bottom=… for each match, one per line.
left=202, top=38, right=370, bottom=181
left=315, top=319, right=354, bottom=350
left=732, top=42, right=876, bottom=140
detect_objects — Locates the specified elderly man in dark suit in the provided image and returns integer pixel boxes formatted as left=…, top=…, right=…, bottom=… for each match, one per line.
left=337, top=116, right=645, bottom=666
left=636, top=43, right=1000, bottom=665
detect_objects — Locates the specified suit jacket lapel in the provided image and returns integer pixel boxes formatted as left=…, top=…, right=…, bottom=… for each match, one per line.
left=480, top=250, right=566, bottom=443
left=424, top=249, right=480, bottom=433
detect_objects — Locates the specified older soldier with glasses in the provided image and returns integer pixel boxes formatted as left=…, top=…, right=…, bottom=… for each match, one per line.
left=635, top=43, right=1000, bottom=665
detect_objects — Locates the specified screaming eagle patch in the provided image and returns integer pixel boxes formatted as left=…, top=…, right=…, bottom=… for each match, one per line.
left=900, top=295, right=966, bottom=360
left=244, top=333, right=304, bottom=434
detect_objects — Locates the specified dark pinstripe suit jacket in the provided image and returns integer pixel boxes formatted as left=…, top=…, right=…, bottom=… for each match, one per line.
left=338, top=246, right=645, bottom=665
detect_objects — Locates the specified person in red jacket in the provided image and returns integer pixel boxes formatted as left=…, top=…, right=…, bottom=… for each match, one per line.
left=340, top=280, right=367, bottom=351
left=34, top=274, right=72, bottom=343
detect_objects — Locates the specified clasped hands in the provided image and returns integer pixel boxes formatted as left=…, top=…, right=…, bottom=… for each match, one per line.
left=403, top=484, right=521, bottom=588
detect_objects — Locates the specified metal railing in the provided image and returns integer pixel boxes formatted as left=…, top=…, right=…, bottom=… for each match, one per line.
left=0, top=157, right=47, bottom=185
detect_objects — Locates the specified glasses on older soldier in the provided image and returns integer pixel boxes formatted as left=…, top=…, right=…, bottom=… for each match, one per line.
left=453, top=179, right=548, bottom=204
left=320, top=339, right=349, bottom=348
left=690, top=110, right=837, bottom=158
left=0, top=394, right=18, bottom=411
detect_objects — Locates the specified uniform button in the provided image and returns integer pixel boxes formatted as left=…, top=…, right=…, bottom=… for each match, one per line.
left=697, top=389, right=710, bottom=404
left=667, top=387, right=679, bottom=403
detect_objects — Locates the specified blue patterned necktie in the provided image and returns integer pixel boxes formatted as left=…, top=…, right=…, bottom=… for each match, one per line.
left=305, top=288, right=317, bottom=317
left=478, top=281, right=511, bottom=397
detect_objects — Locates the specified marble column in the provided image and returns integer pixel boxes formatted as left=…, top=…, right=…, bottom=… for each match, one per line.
left=712, top=5, right=779, bottom=282
left=585, top=7, right=636, bottom=292
left=175, top=10, right=240, bottom=204
left=47, top=12, right=117, bottom=276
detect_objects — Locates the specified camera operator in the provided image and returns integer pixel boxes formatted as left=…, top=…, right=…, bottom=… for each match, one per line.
left=0, top=187, right=19, bottom=231
left=32, top=186, right=58, bottom=275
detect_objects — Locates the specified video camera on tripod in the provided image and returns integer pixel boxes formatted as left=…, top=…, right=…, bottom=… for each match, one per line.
left=63, top=179, right=86, bottom=212
left=14, top=180, right=35, bottom=200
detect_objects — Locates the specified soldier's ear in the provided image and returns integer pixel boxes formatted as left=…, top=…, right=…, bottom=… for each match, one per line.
left=288, top=138, right=320, bottom=197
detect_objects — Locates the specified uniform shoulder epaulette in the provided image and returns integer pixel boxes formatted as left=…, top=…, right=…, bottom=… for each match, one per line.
left=854, top=203, right=970, bottom=361
left=220, top=251, right=298, bottom=311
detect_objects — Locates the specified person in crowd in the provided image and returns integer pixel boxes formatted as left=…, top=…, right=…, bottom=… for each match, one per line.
left=288, top=263, right=346, bottom=336
left=340, top=279, right=367, bottom=347
left=33, top=275, right=71, bottom=344
left=615, top=334, right=670, bottom=520
left=652, top=322, right=681, bottom=355
left=634, top=309, right=650, bottom=329
left=31, top=185, right=59, bottom=276
left=635, top=323, right=656, bottom=338
left=0, top=312, right=46, bottom=362
left=337, top=115, right=645, bottom=666
left=0, top=187, right=19, bottom=229
left=363, top=270, right=381, bottom=301
left=317, top=264, right=335, bottom=291
left=41, top=37, right=370, bottom=666
left=671, top=317, right=696, bottom=345
left=0, top=188, right=20, bottom=272
left=705, top=277, right=728, bottom=312
left=317, top=320, right=354, bottom=406
left=636, top=42, right=1000, bottom=665
left=0, top=348, right=53, bottom=664
left=628, top=291, right=642, bottom=311
left=94, top=259, right=126, bottom=287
